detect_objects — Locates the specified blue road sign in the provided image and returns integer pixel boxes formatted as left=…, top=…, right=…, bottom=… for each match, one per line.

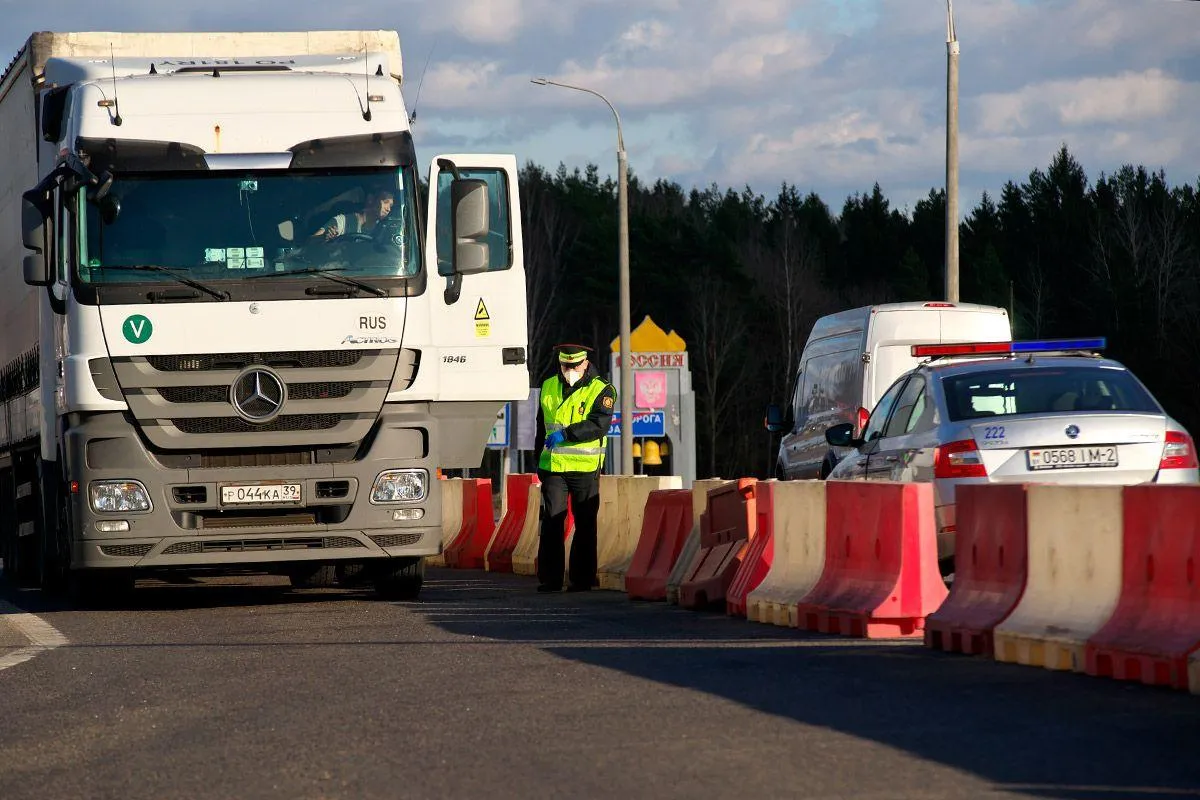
left=607, top=410, right=666, bottom=438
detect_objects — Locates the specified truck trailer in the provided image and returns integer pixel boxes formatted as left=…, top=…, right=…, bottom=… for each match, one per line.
left=0, top=31, right=529, bottom=600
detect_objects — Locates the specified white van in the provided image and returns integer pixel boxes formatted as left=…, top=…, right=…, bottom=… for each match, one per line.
left=766, top=302, right=1013, bottom=479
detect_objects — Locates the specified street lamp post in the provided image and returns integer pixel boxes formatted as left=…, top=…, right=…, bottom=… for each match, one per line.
left=532, top=77, right=634, bottom=475
left=945, top=0, right=960, bottom=303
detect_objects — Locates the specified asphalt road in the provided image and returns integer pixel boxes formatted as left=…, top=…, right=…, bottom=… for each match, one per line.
left=2, top=568, right=1199, bottom=800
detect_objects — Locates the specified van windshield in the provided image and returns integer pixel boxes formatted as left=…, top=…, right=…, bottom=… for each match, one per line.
left=941, top=366, right=1161, bottom=421
left=79, top=167, right=420, bottom=284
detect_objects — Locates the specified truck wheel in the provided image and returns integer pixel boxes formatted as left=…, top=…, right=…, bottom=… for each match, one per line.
left=372, top=557, right=424, bottom=601
left=286, top=564, right=339, bottom=589
left=69, top=569, right=135, bottom=609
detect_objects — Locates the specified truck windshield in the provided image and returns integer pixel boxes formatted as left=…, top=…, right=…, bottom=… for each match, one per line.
left=79, top=167, right=420, bottom=284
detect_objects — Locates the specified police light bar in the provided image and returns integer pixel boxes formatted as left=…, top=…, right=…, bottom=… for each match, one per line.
left=911, top=338, right=1107, bottom=358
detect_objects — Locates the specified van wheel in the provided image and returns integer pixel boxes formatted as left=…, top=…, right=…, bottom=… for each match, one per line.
left=819, top=456, right=836, bottom=480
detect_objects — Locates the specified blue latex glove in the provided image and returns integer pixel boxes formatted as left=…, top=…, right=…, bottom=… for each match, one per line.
left=544, top=431, right=566, bottom=450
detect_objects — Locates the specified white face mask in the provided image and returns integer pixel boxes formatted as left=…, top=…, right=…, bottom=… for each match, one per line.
left=562, top=366, right=585, bottom=386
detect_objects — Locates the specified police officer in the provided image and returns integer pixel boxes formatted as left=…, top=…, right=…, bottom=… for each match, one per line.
left=535, top=344, right=617, bottom=593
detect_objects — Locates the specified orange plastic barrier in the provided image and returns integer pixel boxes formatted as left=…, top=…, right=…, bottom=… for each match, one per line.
left=794, top=481, right=947, bottom=639
left=624, top=490, right=695, bottom=601
left=1085, top=485, right=1200, bottom=691
left=924, top=484, right=1029, bottom=656
left=725, top=481, right=776, bottom=617
left=443, top=479, right=495, bottom=569
left=485, top=474, right=540, bottom=573
left=677, top=480, right=757, bottom=611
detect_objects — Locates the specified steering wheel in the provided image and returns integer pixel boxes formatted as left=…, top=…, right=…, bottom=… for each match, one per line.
left=340, top=233, right=375, bottom=243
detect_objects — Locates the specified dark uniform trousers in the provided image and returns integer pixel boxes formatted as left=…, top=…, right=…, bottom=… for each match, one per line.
left=537, top=467, right=601, bottom=589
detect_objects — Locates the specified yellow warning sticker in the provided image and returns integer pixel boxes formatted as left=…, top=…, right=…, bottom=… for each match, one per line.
left=474, top=298, right=491, bottom=337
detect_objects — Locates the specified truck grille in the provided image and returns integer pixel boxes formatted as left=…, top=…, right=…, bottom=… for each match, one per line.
left=111, top=348, right=419, bottom=450
left=161, top=536, right=364, bottom=555
left=369, top=533, right=424, bottom=548
left=173, top=414, right=344, bottom=434
left=158, top=382, right=356, bottom=404
left=148, top=351, right=362, bottom=372
left=100, top=543, right=154, bottom=558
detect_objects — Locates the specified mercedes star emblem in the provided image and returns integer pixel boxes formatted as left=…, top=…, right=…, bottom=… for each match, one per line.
left=1065, top=424, right=1080, bottom=439
left=230, top=367, right=286, bottom=423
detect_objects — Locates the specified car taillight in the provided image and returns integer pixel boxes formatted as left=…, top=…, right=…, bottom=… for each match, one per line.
left=1160, top=431, right=1199, bottom=470
left=855, top=406, right=870, bottom=437
left=934, top=439, right=988, bottom=479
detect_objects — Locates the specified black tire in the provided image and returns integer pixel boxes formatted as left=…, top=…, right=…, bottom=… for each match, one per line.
left=69, top=569, right=135, bottom=609
left=372, top=557, right=424, bottom=601
left=286, top=563, right=339, bottom=589
left=774, top=461, right=788, bottom=481
left=818, top=456, right=836, bottom=480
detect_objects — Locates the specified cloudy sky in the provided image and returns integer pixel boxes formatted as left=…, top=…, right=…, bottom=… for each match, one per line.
left=3, top=0, right=1198, bottom=215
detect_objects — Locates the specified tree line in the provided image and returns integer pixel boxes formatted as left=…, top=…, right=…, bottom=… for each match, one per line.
left=517, top=145, right=1200, bottom=479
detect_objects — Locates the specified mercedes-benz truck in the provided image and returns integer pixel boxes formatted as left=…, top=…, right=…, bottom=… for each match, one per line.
left=0, top=31, right=528, bottom=600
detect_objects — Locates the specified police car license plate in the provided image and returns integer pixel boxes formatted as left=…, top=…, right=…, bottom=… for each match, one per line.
left=1026, top=446, right=1119, bottom=471
left=220, top=483, right=303, bottom=504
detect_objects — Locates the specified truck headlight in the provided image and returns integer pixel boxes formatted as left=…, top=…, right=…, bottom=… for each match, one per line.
left=90, top=480, right=152, bottom=513
left=370, top=469, right=427, bottom=503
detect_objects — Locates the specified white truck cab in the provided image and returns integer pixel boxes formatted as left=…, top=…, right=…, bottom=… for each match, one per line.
left=0, top=32, right=528, bottom=600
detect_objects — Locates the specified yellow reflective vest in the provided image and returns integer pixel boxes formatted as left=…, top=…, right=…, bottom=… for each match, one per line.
left=538, top=374, right=611, bottom=472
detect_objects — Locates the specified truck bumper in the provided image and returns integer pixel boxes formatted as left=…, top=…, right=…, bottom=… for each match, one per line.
left=63, top=404, right=448, bottom=571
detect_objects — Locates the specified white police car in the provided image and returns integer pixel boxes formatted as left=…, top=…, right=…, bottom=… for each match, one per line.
left=823, top=338, right=1199, bottom=574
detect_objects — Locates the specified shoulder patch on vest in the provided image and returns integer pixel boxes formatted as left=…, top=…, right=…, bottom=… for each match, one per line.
left=601, top=395, right=614, bottom=410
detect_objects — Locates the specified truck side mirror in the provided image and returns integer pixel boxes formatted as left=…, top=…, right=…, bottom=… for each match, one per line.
left=450, top=178, right=490, bottom=275
left=21, top=196, right=52, bottom=287
left=22, top=196, right=45, bottom=253
left=24, top=254, right=51, bottom=287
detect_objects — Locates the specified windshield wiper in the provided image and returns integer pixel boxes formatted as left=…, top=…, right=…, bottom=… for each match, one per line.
left=96, top=265, right=231, bottom=301
left=246, top=267, right=387, bottom=298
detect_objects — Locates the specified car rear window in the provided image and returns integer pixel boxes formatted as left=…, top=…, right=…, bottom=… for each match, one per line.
left=940, top=366, right=1161, bottom=421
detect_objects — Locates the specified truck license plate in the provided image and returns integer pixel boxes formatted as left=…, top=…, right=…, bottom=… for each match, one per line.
left=1026, top=446, right=1119, bottom=471
left=220, top=483, right=303, bottom=504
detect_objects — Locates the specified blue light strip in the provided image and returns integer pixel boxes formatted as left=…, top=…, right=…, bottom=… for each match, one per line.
left=1010, top=337, right=1107, bottom=353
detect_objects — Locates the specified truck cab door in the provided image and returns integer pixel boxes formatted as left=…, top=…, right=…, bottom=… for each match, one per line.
left=424, top=154, right=529, bottom=403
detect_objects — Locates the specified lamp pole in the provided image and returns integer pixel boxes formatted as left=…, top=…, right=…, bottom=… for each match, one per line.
left=945, top=0, right=961, bottom=303
left=532, top=77, right=634, bottom=474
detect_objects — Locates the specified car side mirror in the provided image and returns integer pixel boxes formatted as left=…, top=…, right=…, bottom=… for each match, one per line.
left=764, top=403, right=789, bottom=433
left=450, top=178, right=490, bottom=275
left=825, top=422, right=859, bottom=448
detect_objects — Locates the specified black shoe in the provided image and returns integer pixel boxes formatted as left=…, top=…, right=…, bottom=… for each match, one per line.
left=536, top=584, right=562, bottom=593
left=565, top=584, right=591, bottom=593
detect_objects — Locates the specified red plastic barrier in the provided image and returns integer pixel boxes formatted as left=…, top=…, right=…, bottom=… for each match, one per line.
left=1085, top=485, right=1200, bottom=690
left=444, top=479, right=495, bottom=569
left=486, top=474, right=540, bottom=573
left=925, top=484, right=1029, bottom=655
left=726, top=481, right=776, bottom=617
left=678, top=480, right=757, bottom=611
left=795, top=481, right=947, bottom=639
left=625, top=490, right=694, bottom=601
